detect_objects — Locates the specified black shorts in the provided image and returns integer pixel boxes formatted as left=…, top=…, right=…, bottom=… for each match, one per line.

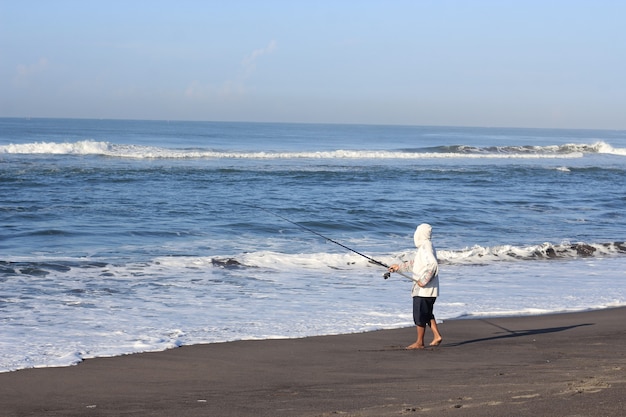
left=413, top=296, right=436, bottom=327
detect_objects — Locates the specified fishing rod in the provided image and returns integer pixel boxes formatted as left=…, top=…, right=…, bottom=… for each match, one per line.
left=245, top=204, right=413, bottom=281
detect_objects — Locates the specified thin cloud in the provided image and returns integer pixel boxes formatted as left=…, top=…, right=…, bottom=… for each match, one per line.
left=184, top=80, right=213, bottom=99
left=14, top=58, right=49, bottom=86
left=232, top=40, right=277, bottom=96
left=183, top=40, right=277, bottom=102
left=241, top=40, right=277, bottom=79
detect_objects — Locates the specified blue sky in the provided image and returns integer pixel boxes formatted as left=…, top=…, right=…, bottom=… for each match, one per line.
left=1, top=0, right=625, bottom=129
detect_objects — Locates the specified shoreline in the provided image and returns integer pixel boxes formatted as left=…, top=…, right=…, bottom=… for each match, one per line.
left=1, top=307, right=625, bottom=416
left=5, top=305, right=624, bottom=375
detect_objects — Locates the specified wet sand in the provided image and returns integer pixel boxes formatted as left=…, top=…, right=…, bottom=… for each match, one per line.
left=1, top=307, right=625, bottom=416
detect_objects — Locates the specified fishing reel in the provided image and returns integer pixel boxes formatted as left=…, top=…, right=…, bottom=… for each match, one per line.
left=383, top=271, right=391, bottom=280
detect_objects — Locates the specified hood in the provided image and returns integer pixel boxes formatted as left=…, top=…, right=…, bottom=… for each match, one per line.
left=413, top=223, right=432, bottom=247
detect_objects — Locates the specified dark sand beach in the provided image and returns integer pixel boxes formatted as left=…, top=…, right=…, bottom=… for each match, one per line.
left=2, top=307, right=624, bottom=416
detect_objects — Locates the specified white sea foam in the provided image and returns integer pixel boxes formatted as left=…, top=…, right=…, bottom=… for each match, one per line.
left=4, top=140, right=626, bottom=159
left=594, top=141, right=626, bottom=156
left=2, top=245, right=625, bottom=373
left=0, top=140, right=111, bottom=155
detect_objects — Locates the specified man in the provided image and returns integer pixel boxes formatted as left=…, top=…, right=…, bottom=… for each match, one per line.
left=389, top=223, right=443, bottom=349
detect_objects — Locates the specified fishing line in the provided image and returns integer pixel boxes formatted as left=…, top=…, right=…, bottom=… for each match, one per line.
left=244, top=204, right=413, bottom=281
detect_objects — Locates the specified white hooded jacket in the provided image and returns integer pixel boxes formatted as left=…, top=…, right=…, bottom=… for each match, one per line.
left=409, top=223, right=439, bottom=298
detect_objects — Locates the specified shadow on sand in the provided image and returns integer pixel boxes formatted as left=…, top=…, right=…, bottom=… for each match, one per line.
left=445, top=320, right=594, bottom=347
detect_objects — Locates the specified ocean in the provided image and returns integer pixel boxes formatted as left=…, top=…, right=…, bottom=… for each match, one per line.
left=1, top=118, right=625, bottom=372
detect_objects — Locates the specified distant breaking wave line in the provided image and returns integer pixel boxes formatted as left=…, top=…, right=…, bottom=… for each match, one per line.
left=1, top=140, right=625, bottom=159
left=425, top=141, right=626, bottom=156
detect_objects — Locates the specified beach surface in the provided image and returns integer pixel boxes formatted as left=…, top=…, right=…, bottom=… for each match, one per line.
left=2, top=307, right=624, bottom=417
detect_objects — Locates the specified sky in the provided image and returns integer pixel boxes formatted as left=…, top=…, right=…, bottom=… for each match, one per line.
left=1, top=0, right=625, bottom=129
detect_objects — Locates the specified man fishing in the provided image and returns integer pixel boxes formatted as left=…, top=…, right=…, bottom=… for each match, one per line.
left=389, top=223, right=443, bottom=349
left=253, top=205, right=443, bottom=349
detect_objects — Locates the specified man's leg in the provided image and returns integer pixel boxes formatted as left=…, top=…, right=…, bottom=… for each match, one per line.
left=406, top=325, right=425, bottom=349
left=429, top=319, right=443, bottom=346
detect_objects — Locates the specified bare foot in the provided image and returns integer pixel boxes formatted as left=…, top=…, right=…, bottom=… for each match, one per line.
left=429, top=338, right=442, bottom=346
left=406, top=342, right=425, bottom=350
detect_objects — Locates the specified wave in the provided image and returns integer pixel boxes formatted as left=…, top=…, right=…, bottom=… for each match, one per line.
left=0, top=259, right=108, bottom=277
left=2, top=140, right=625, bottom=159
left=210, top=240, right=626, bottom=270
left=2, top=241, right=624, bottom=279
left=438, top=241, right=626, bottom=265
left=424, top=142, right=626, bottom=156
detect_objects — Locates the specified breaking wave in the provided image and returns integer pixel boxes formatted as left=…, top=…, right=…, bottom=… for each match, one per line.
left=2, top=140, right=625, bottom=159
left=438, top=241, right=626, bottom=265
left=4, top=241, right=625, bottom=279
left=210, top=240, right=626, bottom=271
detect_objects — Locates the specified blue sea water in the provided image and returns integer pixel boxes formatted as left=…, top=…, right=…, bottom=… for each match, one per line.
left=1, top=118, right=625, bottom=372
